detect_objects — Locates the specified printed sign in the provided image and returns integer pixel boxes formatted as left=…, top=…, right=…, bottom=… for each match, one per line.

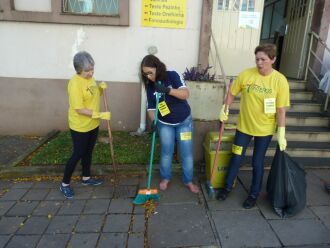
left=141, top=0, right=186, bottom=29
left=238, top=11, right=260, bottom=29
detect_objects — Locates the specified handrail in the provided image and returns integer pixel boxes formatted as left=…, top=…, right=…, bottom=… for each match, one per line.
left=304, top=31, right=330, bottom=111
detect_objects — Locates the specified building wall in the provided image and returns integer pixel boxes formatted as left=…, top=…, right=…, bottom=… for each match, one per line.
left=0, top=0, right=202, bottom=135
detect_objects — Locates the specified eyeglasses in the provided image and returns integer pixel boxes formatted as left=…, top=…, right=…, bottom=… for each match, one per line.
left=143, top=71, right=154, bottom=77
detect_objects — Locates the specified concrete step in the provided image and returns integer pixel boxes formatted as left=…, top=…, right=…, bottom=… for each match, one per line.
left=288, top=80, right=307, bottom=90
left=234, top=89, right=313, bottom=101
left=224, top=126, right=330, bottom=142
left=231, top=100, right=321, bottom=112
left=228, top=111, right=330, bottom=127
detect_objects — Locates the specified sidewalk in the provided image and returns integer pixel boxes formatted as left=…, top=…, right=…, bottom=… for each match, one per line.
left=0, top=169, right=330, bottom=247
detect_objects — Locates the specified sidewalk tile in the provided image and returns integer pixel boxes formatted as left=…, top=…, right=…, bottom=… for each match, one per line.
left=127, top=233, right=144, bottom=247
left=113, top=185, right=137, bottom=198
left=33, top=201, right=62, bottom=216
left=22, top=189, right=49, bottom=201
left=83, top=199, right=110, bottom=214
left=0, top=201, right=15, bottom=215
left=0, top=189, right=28, bottom=201
left=149, top=203, right=216, bottom=247
left=75, top=215, right=104, bottom=233
left=17, top=216, right=50, bottom=235
left=72, top=187, right=93, bottom=200
left=0, top=181, right=13, bottom=190
left=45, top=188, right=65, bottom=201
left=57, top=200, right=86, bottom=215
left=269, top=218, right=330, bottom=246
left=32, top=181, right=58, bottom=189
left=36, top=234, right=70, bottom=248
left=131, top=214, right=144, bottom=233
left=12, top=182, right=34, bottom=189
left=68, top=233, right=99, bottom=248
left=133, top=205, right=145, bottom=215
left=6, top=201, right=39, bottom=216
left=46, top=215, right=79, bottom=234
left=306, top=172, right=330, bottom=206
left=212, top=210, right=281, bottom=248
left=5, top=235, right=40, bottom=248
left=0, top=217, right=26, bottom=234
left=108, top=199, right=133, bottom=214
left=97, top=233, right=127, bottom=248
left=310, top=206, right=330, bottom=230
left=0, top=235, right=10, bottom=247
left=103, top=214, right=131, bottom=232
left=90, top=187, right=114, bottom=199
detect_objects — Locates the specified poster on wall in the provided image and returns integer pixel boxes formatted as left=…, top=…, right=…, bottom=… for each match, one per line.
left=141, top=0, right=186, bottom=29
left=238, top=11, right=260, bottom=29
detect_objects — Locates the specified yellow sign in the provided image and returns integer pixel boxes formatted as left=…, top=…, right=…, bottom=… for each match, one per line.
left=158, top=101, right=171, bottom=116
left=180, top=132, right=192, bottom=141
left=141, top=0, right=186, bottom=29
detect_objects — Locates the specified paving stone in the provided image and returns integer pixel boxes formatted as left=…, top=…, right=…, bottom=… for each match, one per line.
left=0, top=217, right=26, bottom=234
left=97, top=233, right=127, bottom=248
left=83, top=199, right=110, bottom=214
left=72, top=187, right=93, bottom=199
left=75, top=215, right=104, bottom=233
left=6, top=201, right=39, bottom=217
left=131, top=214, right=144, bottom=233
left=17, top=216, right=50, bottom=235
left=117, top=176, right=140, bottom=186
left=149, top=203, right=216, bottom=247
left=306, top=172, right=330, bottom=206
left=212, top=210, right=281, bottom=248
left=22, top=189, right=49, bottom=201
left=0, top=235, right=10, bottom=247
left=68, top=233, right=99, bottom=248
left=0, top=201, right=15, bottom=215
left=0, top=181, right=13, bottom=190
left=269, top=218, right=330, bottom=246
left=12, top=182, right=34, bottom=189
left=33, top=201, right=62, bottom=216
left=45, top=188, right=65, bottom=201
left=103, top=214, right=131, bottom=232
left=46, top=215, right=79, bottom=234
left=311, top=206, right=330, bottom=230
left=113, top=185, right=137, bottom=198
left=36, top=234, right=70, bottom=248
left=108, top=199, right=133, bottom=214
left=127, top=233, right=144, bottom=247
left=57, top=200, right=86, bottom=215
left=0, top=189, right=28, bottom=201
left=5, top=235, right=40, bottom=248
left=32, top=181, right=58, bottom=189
left=311, top=169, right=330, bottom=182
left=90, top=187, right=114, bottom=199
left=133, top=205, right=145, bottom=215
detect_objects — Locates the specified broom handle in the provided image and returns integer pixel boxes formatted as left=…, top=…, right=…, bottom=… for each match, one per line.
left=102, top=89, right=117, bottom=177
left=147, top=89, right=160, bottom=190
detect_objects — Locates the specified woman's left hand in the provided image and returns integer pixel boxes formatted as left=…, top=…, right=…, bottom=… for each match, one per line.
left=99, top=81, right=107, bottom=90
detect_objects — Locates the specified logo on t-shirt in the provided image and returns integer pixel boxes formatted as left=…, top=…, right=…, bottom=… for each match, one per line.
left=246, top=83, right=272, bottom=94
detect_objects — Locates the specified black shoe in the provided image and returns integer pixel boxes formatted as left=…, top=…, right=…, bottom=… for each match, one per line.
left=217, top=188, right=230, bottom=201
left=325, top=182, right=330, bottom=194
left=243, top=196, right=257, bottom=209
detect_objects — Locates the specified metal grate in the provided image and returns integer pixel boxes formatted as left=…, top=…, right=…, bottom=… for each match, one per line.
left=63, top=0, right=119, bottom=16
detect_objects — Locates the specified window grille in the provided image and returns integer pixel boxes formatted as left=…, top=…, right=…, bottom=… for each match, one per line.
left=63, top=0, right=119, bottom=16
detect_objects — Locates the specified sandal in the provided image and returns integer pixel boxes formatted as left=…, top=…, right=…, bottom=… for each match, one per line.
left=185, top=183, right=199, bottom=193
left=160, top=180, right=169, bottom=191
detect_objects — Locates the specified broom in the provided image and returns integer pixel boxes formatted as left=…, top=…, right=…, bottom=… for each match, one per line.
left=133, top=89, right=161, bottom=205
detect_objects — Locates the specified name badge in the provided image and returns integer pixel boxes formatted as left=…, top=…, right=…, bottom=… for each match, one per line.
left=158, top=101, right=171, bottom=116
left=180, top=132, right=192, bottom=141
left=264, top=98, right=276, bottom=114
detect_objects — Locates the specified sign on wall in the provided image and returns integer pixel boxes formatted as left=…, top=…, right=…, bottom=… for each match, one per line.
left=238, top=11, right=260, bottom=29
left=141, top=0, right=186, bottom=29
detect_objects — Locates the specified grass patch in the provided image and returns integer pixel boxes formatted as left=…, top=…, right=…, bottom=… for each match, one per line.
left=30, top=131, right=160, bottom=165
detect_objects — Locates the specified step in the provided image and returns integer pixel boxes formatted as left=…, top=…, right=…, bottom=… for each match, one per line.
left=231, top=100, right=321, bottom=112
left=234, top=90, right=313, bottom=101
left=228, top=111, right=330, bottom=127
left=288, top=80, right=307, bottom=90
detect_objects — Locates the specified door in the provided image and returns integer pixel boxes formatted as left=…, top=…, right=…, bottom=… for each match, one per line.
left=280, top=0, right=314, bottom=79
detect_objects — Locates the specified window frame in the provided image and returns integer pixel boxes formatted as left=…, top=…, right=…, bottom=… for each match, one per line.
left=0, top=0, right=129, bottom=26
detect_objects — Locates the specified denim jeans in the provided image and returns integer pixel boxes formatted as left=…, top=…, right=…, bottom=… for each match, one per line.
left=225, top=130, right=272, bottom=198
left=157, top=115, right=194, bottom=184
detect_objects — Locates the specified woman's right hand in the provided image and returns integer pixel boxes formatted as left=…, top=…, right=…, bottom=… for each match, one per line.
left=219, top=104, right=229, bottom=122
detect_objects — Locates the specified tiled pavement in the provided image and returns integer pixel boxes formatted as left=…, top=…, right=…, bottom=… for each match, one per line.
left=0, top=169, right=330, bottom=247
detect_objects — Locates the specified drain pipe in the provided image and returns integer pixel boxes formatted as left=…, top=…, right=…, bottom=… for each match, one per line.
left=130, top=46, right=158, bottom=136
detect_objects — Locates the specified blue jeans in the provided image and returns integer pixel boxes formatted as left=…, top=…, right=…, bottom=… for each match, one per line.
left=225, top=130, right=272, bottom=198
left=157, top=115, right=194, bottom=184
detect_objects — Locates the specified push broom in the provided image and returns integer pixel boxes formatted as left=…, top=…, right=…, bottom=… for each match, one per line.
left=133, top=90, right=161, bottom=205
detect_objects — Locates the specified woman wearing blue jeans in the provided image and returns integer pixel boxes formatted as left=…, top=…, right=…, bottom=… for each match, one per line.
left=218, top=44, right=290, bottom=208
left=140, top=55, right=199, bottom=193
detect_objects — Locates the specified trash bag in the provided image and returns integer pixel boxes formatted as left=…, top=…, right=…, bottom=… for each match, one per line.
left=266, top=146, right=306, bottom=218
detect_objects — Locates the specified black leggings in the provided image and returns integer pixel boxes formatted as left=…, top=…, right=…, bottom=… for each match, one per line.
left=62, top=127, right=99, bottom=184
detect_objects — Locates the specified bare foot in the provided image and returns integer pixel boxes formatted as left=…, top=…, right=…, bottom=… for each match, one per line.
left=185, top=183, right=199, bottom=193
left=159, top=180, right=169, bottom=191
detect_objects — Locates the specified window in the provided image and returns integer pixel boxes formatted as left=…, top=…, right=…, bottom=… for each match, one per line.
left=0, top=0, right=128, bottom=26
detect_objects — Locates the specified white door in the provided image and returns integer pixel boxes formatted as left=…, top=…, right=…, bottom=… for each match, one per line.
left=210, top=0, right=264, bottom=77
left=280, top=0, right=314, bottom=79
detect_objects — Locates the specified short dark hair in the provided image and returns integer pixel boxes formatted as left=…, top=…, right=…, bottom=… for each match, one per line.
left=254, top=43, right=277, bottom=59
left=140, top=55, right=167, bottom=87
left=73, top=51, right=95, bottom=74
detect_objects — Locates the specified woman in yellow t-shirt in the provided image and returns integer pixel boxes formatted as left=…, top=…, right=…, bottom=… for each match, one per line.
left=217, top=44, right=290, bottom=208
left=60, top=51, right=111, bottom=199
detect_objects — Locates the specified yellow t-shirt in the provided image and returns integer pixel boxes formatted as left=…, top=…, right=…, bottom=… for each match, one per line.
left=68, top=74, right=100, bottom=132
left=231, top=68, right=290, bottom=136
